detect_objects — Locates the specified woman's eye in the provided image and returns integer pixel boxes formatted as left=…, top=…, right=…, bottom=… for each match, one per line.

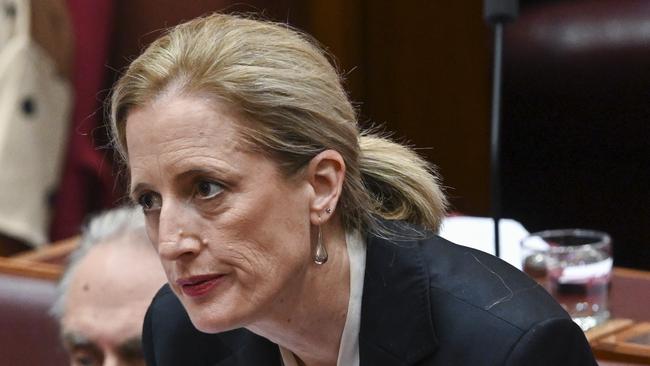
left=137, top=192, right=162, bottom=212
left=196, top=181, right=223, bottom=199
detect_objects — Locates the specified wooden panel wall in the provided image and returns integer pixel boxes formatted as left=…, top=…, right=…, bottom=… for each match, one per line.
left=109, top=0, right=291, bottom=72
left=298, top=1, right=492, bottom=214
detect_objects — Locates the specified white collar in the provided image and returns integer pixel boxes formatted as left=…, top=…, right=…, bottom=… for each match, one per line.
left=279, top=230, right=366, bottom=366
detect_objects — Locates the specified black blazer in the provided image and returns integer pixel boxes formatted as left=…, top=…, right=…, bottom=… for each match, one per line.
left=143, top=222, right=597, bottom=365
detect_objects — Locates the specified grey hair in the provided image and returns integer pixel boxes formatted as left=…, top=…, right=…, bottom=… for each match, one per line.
left=50, top=206, right=147, bottom=320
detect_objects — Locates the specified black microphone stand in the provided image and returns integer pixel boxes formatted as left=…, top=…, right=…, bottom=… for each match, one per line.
left=484, top=0, right=518, bottom=258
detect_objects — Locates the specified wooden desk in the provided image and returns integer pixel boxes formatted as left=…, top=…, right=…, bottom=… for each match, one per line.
left=610, top=268, right=650, bottom=322
left=595, top=268, right=650, bottom=365
left=0, top=236, right=78, bottom=280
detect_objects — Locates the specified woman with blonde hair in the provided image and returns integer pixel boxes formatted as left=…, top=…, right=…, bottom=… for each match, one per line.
left=111, top=13, right=596, bottom=366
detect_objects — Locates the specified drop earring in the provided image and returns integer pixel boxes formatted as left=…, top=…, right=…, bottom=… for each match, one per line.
left=314, top=215, right=328, bottom=264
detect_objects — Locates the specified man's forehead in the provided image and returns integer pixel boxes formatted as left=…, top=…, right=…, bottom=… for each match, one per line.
left=62, top=234, right=166, bottom=336
left=62, top=298, right=146, bottom=336
left=69, top=235, right=164, bottom=297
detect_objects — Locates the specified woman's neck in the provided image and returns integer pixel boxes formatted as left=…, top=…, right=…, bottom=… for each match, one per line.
left=247, top=223, right=351, bottom=366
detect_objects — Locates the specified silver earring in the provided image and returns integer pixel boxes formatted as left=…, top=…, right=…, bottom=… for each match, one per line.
left=325, top=208, right=332, bottom=214
left=314, top=217, right=328, bottom=264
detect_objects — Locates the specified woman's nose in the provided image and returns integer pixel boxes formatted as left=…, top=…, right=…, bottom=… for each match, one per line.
left=158, top=232, right=202, bottom=260
left=156, top=201, right=202, bottom=260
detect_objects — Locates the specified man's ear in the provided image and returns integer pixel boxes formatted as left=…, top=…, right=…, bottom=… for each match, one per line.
left=306, top=150, right=346, bottom=225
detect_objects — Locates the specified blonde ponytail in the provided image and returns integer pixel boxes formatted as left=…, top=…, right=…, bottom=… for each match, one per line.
left=359, top=133, right=448, bottom=232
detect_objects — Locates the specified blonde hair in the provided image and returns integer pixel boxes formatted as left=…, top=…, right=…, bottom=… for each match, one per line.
left=110, top=13, right=447, bottom=234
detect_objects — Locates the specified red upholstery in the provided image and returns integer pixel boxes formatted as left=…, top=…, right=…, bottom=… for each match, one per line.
left=0, top=273, right=67, bottom=365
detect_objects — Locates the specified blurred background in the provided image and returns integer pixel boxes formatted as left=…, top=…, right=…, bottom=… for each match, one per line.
left=0, top=0, right=648, bottom=269
left=1, top=1, right=650, bottom=365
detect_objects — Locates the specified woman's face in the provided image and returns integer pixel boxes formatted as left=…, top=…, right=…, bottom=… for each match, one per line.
left=125, top=94, right=314, bottom=333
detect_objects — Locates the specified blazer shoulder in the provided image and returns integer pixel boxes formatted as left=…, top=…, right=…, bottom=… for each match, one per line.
left=364, top=223, right=595, bottom=365
left=419, top=236, right=596, bottom=364
left=504, top=317, right=597, bottom=366
left=419, top=235, right=570, bottom=331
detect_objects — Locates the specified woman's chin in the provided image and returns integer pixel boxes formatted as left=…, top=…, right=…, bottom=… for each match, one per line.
left=185, top=304, right=245, bottom=334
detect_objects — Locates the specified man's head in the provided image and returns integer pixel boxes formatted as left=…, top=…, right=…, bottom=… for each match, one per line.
left=52, top=207, right=166, bottom=366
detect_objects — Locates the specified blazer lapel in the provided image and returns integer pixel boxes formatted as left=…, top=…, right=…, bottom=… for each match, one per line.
left=359, top=225, right=439, bottom=365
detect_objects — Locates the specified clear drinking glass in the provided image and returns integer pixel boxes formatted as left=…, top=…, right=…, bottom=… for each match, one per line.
left=521, top=229, right=612, bottom=331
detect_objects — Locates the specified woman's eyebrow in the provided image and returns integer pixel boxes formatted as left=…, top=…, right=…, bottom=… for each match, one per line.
left=174, top=168, right=223, bottom=182
left=173, top=164, right=241, bottom=184
left=129, top=182, right=151, bottom=200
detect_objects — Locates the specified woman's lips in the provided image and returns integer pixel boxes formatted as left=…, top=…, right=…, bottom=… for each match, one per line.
left=176, top=274, right=224, bottom=297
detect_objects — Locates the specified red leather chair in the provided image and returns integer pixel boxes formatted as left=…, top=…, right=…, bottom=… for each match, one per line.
left=0, top=245, right=73, bottom=366
left=0, top=272, right=67, bottom=365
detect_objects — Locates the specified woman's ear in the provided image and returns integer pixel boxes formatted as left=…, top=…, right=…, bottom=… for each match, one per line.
left=306, top=150, right=346, bottom=225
